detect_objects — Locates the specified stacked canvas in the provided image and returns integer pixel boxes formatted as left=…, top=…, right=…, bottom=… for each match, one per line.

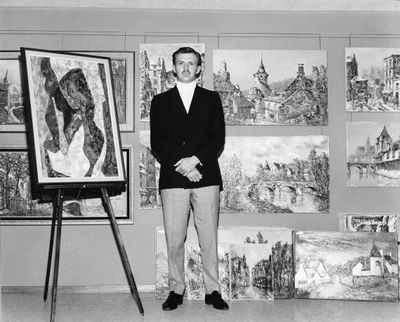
left=156, top=226, right=294, bottom=301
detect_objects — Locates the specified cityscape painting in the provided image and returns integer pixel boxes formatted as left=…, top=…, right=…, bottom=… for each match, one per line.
left=156, top=226, right=294, bottom=300
left=295, top=231, right=399, bottom=301
left=139, top=43, right=205, bottom=120
left=347, top=122, right=400, bottom=187
left=220, top=135, right=329, bottom=213
left=139, top=131, right=161, bottom=209
left=346, top=47, right=400, bottom=112
left=0, top=147, right=133, bottom=224
left=213, top=49, right=328, bottom=126
left=0, top=51, right=24, bottom=132
left=340, top=214, right=399, bottom=234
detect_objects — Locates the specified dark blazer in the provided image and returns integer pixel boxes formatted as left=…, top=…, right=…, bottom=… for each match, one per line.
left=150, top=85, right=225, bottom=191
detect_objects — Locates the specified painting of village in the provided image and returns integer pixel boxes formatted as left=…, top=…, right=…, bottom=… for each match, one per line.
left=220, top=135, right=329, bottom=213
left=0, top=148, right=132, bottom=223
left=139, top=43, right=205, bottom=120
left=139, top=131, right=161, bottom=209
left=295, top=231, right=399, bottom=301
left=347, top=122, right=400, bottom=187
left=346, top=47, right=400, bottom=112
left=213, top=50, right=328, bottom=126
left=0, top=58, right=24, bottom=128
left=156, top=226, right=294, bottom=300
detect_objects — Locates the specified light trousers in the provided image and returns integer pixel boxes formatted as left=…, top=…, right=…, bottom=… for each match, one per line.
left=161, top=185, right=220, bottom=295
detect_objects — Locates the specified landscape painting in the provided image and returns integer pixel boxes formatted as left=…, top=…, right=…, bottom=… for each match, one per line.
left=340, top=214, right=399, bottom=234
left=213, top=49, right=328, bottom=126
left=220, top=135, right=329, bottom=214
left=230, top=244, right=273, bottom=300
left=347, top=122, right=400, bottom=187
left=295, top=231, right=399, bottom=301
left=22, top=49, right=125, bottom=185
left=139, top=43, right=205, bottom=120
left=0, top=51, right=24, bottom=132
left=346, top=47, right=400, bottom=112
left=0, top=147, right=133, bottom=224
left=139, top=131, right=161, bottom=209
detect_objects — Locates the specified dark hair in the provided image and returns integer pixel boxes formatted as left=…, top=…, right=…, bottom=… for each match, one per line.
left=172, top=47, right=202, bottom=66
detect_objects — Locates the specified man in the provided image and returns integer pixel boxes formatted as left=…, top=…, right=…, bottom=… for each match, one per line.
left=150, top=47, right=228, bottom=311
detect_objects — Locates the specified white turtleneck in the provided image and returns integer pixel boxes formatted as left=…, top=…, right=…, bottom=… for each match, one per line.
left=176, top=81, right=196, bottom=113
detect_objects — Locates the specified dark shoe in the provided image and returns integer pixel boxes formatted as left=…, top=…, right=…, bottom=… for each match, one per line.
left=162, top=291, right=183, bottom=311
left=205, top=291, right=229, bottom=310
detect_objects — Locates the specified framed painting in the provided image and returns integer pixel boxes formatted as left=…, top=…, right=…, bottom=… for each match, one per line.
left=21, top=48, right=125, bottom=188
left=295, top=231, right=398, bottom=301
left=72, top=51, right=134, bottom=132
left=0, top=146, right=133, bottom=225
left=139, top=43, right=205, bottom=120
left=220, top=135, right=329, bottom=213
left=0, top=50, right=25, bottom=132
left=213, top=49, right=328, bottom=126
left=346, top=122, right=400, bottom=187
left=346, top=47, right=400, bottom=112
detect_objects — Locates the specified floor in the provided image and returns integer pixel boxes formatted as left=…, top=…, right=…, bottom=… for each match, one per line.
left=2, top=292, right=400, bottom=322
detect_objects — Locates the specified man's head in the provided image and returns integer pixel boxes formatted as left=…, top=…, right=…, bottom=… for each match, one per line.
left=172, top=47, right=202, bottom=83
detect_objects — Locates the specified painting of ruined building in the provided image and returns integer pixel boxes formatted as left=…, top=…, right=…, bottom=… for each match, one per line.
left=213, top=50, right=328, bottom=126
left=346, top=122, right=400, bottom=187
left=346, top=47, right=400, bottom=112
left=21, top=49, right=125, bottom=185
left=140, top=43, right=205, bottom=120
left=139, top=131, right=161, bottom=209
left=220, top=135, right=329, bottom=213
left=340, top=214, right=399, bottom=234
left=295, top=231, right=399, bottom=301
left=156, top=226, right=294, bottom=300
left=0, top=147, right=133, bottom=224
left=0, top=52, right=25, bottom=131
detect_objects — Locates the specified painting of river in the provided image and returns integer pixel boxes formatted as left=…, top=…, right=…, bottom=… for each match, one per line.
left=295, top=231, right=398, bottom=301
left=347, top=122, right=400, bottom=187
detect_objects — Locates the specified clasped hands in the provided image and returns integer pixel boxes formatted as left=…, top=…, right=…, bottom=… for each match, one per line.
left=174, top=156, right=202, bottom=182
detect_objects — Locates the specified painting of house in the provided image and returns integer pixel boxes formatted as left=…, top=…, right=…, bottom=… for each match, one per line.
left=213, top=50, right=328, bottom=126
left=346, top=47, right=400, bottom=112
left=140, top=43, right=205, bottom=120
left=295, top=231, right=398, bottom=301
left=347, top=122, right=400, bottom=187
left=139, top=131, right=161, bottom=209
left=220, top=135, right=329, bottom=213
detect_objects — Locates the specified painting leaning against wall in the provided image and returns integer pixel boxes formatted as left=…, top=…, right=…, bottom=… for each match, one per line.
left=295, top=231, right=399, bottom=301
left=0, top=146, right=133, bottom=224
left=220, top=135, right=329, bottom=214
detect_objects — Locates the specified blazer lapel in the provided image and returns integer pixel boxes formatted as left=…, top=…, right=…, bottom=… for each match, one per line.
left=187, top=86, right=201, bottom=117
left=170, top=86, right=188, bottom=117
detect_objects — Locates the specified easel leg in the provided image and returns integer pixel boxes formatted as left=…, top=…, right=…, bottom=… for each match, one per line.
left=44, top=189, right=64, bottom=322
left=43, top=196, right=58, bottom=301
left=101, top=188, right=144, bottom=316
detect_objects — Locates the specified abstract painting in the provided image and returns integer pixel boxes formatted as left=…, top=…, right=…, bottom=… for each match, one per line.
left=21, top=48, right=125, bottom=186
left=213, top=50, right=328, bottom=126
left=220, top=135, right=329, bottom=213
left=139, top=131, right=161, bottom=209
left=156, top=226, right=293, bottom=300
left=346, top=47, right=400, bottom=112
left=0, top=51, right=25, bottom=132
left=0, top=146, right=133, bottom=224
left=139, top=43, right=205, bottom=120
left=347, top=122, right=400, bottom=187
left=295, top=231, right=398, bottom=301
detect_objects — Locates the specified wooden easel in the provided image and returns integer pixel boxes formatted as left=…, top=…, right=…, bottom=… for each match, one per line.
left=43, top=187, right=144, bottom=321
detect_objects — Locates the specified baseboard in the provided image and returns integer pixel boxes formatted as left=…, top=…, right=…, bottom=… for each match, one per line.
left=2, top=284, right=155, bottom=294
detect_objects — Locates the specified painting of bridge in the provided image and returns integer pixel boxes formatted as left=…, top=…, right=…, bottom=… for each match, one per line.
left=347, top=122, right=400, bottom=187
left=220, top=135, right=329, bottom=213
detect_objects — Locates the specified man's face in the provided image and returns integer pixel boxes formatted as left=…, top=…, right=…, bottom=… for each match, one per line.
left=173, top=53, right=200, bottom=83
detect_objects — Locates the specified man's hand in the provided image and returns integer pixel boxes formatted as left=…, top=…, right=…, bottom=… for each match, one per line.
left=174, top=156, right=200, bottom=176
left=186, top=168, right=203, bottom=182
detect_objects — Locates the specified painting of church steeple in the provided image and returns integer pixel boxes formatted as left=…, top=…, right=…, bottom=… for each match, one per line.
left=213, top=49, right=327, bottom=126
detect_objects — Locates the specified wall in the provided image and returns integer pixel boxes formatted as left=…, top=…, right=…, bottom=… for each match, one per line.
left=1, top=8, right=400, bottom=288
